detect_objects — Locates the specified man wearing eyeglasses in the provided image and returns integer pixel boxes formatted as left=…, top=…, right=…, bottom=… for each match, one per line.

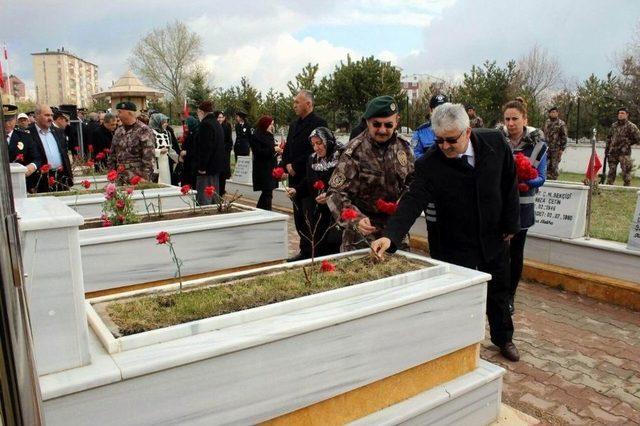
left=371, top=103, right=521, bottom=362
left=327, top=95, right=414, bottom=252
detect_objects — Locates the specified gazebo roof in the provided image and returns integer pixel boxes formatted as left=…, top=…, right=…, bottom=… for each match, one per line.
left=93, top=70, right=163, bottom=99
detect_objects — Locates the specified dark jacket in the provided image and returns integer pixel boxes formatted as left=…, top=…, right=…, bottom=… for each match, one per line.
left=195, top=113, right=225, bottom=176
left=349, top=119, right=367, bottom=140
left=92, top=125, right=114, bottom=154
left=384, top=128, right=520, bottom=266
left=222, top=121, right=233, bottom=179
left=250, top=129, right=278, bottom=192
left=234, top=122, right=251, bottom=156
left=281, top=111, right=327, bottom=186
left=8, top=128, right=42, bottom=192
left=28, top=123, right=74, bottom=191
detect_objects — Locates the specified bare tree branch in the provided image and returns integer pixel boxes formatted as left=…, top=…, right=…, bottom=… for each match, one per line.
left=515, top=44, right=563, bottom=104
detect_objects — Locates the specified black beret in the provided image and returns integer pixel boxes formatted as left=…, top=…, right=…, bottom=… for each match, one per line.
left=2, top=104, right=18, bottom=118
left=116, top=101, right=137, bottom=111
left=429, top=94, right=448, bottom=109
left=363, top=95, right=398, bottom=119
left=548, top=106, right=558, bottom=112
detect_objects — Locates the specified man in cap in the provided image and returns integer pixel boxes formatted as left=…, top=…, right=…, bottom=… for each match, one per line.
left=107, top=101, right=155, bottom=183
left=466, top=105, right=484, bottom=128
left=541, top=106, right=567, bottom=180
left=4, top=105, right=41, bottom=188
left=233, top=109, right=251, bottom=160
left=28, top=104, right=74, bottom=192
left=327, top=95, right=414, bottom=252
left=17, top=113, right=30, bottom=130
left=411, top=93, right=448, bottom=160
left=606, top=107, right=640, bottom=186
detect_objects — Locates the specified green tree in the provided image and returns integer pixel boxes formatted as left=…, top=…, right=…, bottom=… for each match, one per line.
left=576, top=73, right=620, bottom=138
left=235, top=77, right=262, bottom=124
left=186, top=67, right=212, bottom=111
left=287, top=63, right=320, bottom=96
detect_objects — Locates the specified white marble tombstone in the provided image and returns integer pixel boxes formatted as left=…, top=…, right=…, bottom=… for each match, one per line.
left=529, top=182, right=589, bottom=239
left=231, top=155, right=253, bottom=185
left=627, top=191, right=640, bottom=251
left=15, top=196, right=90, bottom=376
left=10, top=162, right=27, bottom=199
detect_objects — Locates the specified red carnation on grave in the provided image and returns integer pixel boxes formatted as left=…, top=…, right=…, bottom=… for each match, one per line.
left=204, top=185, right=215, bottom=198
left=126, top=187, right=134, bottom=195
left=95, top=152, right=105, bottom=161
left=180, top=184, right=191, bottom=195
left=518, top=182, right=530, bottom=192
left=117, top=164, right=126, bottom=173
left=107, top=170, right=118, bottom=182
left=103, top=148, right=111, bottom=154
left=376, top=198, right=397, bottom=215
left=40, top=164, right=51, bottom=173
left=129, top=175, right=142, bottom=186
left=88, top=144, right=94, bottom=153
left=313, top=180, right=325, bottom=191
left=272, top=167, right=285, bottom=180
left=115, top=199, right=125, bottom=210
left=82, top=180, right=91, bottom=189
left=15, top=154, right=24, bottom=162
left=341, top=208, right=359, bottom=221
left=74, top=146, right=80, bottom=152
left=86, top=159, right=95, bottom=168
left=102, top=219, right=113, bottom=227
left=320, top=260, right=336, bottom=272
left=156, top=231, right=170, bottom=245
left=48, top=176, right=55, bottom=186
left=117, top=215, right=125, bottom=223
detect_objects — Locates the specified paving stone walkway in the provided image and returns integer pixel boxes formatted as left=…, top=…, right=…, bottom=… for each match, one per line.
left=267, top=206, right=640, bottom=424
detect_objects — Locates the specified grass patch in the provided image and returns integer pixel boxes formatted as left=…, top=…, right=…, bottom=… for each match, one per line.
left=105, top=254, right=429, bottom=336
left=28, top=182, right=166, bottom=197
left=589, top=190, right=637, bottom=243
left=557, top=172, right=640, bottom=187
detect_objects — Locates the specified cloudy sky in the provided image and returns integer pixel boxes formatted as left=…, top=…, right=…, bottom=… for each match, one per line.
left=1, top=0, right=639, bottom=97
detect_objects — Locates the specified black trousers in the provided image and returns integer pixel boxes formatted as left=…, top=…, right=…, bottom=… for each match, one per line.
left=219, top=176, right=227, bottom=196
left=257, top=190, right=273, bottom=211
left=292, top=195, right=313, bottom=256
left=509, top=229, right=528, bottom=297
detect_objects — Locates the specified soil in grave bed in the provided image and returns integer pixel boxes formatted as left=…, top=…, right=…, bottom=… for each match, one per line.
left=80, top=205, right=244, bottom=229
left=104, top=254, right=430, bottom=336
left=28, top=182, right=166, bottom=197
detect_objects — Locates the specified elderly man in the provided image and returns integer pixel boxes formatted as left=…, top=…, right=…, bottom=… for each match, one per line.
left=606, top=107, right=640, bottom=186
left=327, top=95, right=414, bottom=252
left=92, top=112, right=117, bottom=169
left=371, top=103, right=521, bottom=362
left=541, top=106, right=567, bottom=180
left=4, top=104, right=41, bottom=189
left=282, top=90, right=328, bottom=261
left=28, top=104, right=73, bottom=192
left=107, top=101, right=155, bottom=183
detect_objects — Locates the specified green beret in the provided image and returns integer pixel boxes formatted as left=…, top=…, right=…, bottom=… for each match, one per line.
left=363, top=95, right=397, bottom=119
left=116, top=101, right=137, bottom=112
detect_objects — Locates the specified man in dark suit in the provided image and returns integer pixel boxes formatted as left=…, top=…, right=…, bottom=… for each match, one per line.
left=281, top=90, right=328, bottom=261
left=372, top=103, right=521, bottom=362
left=4, top=104, right=41, bottom=191
left=195, top=100, right=225, bottom=205
left=28, top=104, right=74, bottom=192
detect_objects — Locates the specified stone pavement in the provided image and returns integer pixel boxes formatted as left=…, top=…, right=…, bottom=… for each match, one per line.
left=273, top=209, right=640, bottom=425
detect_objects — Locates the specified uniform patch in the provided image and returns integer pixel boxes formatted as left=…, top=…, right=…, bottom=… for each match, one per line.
left=330, top=172, right=346, bottom=188
left=17, top=142, right=24, bottom=150
left=390, top=103, right=396, bottom=111
left=397, top=151, right=408, bottom=167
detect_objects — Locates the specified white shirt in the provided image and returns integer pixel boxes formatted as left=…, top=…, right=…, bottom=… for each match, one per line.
left=457, top=139, right=475, bottom=167
left=6, top=129, right=13, bottom=144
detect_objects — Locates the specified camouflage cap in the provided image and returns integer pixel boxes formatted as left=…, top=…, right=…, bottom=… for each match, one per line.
left=116, top=101, right=137, bottom=111
left=2, top=104, right=18, bottom=118
left=363, top=95, right=397, bottom=119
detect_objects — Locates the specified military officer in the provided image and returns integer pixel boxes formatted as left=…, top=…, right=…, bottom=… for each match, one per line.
left=107, top=101, right=155, bottom=184
left=466, top=105, right=484, bottom=128
left=541, top=106, right=567, bottom=180
left=4, top=104, right=41, bottom=191
left=327, top=95, right=414, bottom=251
left=606, top=107, right=640, bottom=186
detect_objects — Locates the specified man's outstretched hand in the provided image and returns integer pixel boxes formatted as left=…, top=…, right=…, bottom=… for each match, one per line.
left=371, top=237, right=391, bottom=259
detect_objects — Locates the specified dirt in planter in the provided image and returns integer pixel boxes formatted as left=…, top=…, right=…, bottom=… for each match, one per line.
left=80, top=205, right=243, bottom=229
left=28, top=182, right=166, bottom=198
left=104, top=254, right=431, bottom=336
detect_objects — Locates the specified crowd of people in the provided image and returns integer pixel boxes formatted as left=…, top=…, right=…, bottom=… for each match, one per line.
left=3, top=87, right=639, bottom=363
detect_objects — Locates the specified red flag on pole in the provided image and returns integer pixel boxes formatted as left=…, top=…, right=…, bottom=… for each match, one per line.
left=0, top=60, right=4, bottom=89
left=585, top=151, right=602, bottom=181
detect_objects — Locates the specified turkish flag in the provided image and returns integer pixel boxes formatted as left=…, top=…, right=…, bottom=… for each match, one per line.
left=585, top=151, right=602, bottom=181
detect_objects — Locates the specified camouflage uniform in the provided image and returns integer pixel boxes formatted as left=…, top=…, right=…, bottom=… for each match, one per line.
left=606, top=120, right=640, bottom=186
left=542, top=118, right=567, bottom=180
left=469, top=116, right=484, bottom=128
left=107, top=120, right=156, bottom=184
left=327, top=131, right=414, bottom=251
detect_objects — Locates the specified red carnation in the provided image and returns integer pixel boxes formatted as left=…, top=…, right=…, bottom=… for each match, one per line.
left=130, top=175, right=142, bottom=186
left=74, top=146, right=80, bottom=152
left=313, top=180, right=325, bottom=191
left=518, top=182, right=530, bottom=192
left=204, top=185, right=215, bottom=198
left=341, top=208, right=359, bottom=221
left=180, top=184, right=191, bottom=195
left=88, top=144, right=94, bottom=153
left=107, top=170, right=118, bottom=182
left=95, top=152, right=105, bottom=161
left=86, top=159, right=95, bottom=168
left=15, top=154, right=24, bottom=162
left=82, top=180, right=91, bottom=189
left=156, top=231, right=170, bottom=245
left=102, top=219, right=113, bottom=227
left=117, top=164, right=126, bottom=173
left=272, top=167, right=285, bottom=180
left=48, top=176, right=55, bottom=186
left=40, top=164, right=51, bottom=173
left=126, top=187, right=134, bottom=195
left=117, top=215, right=125, bottom=223
left=115, top=199, right=125, bottom=210
left=320, top=260, right=336, bottom=272
left=376, top=198, right=397, bottom=215
left=103, top=148, right=111, bottom=154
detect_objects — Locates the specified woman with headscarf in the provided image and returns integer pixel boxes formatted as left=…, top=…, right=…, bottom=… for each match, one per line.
left=180, top=116, right=200, bottom=187
left=287, top=127, right=342, bottom=256
left=250, top=115, right=282, bottom=210
left=150, top=113, right=179, bottom=185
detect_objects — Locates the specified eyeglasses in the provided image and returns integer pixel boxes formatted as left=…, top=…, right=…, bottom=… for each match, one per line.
left=371, top=121, right=395, bottom=129
left=434, top=130, right=465, bottom=144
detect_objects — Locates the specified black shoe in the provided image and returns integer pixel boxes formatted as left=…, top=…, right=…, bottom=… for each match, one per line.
left=508, top=296, right=515, bottom=315
left=499, top=342, right=520, bottom=362
left=286, top=252, right=309, bottom=263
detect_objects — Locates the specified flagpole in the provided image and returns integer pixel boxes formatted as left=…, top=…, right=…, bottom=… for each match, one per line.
left=3, top=44, right=12, bottom=102
left=585, top=128, right=597, bottom=240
